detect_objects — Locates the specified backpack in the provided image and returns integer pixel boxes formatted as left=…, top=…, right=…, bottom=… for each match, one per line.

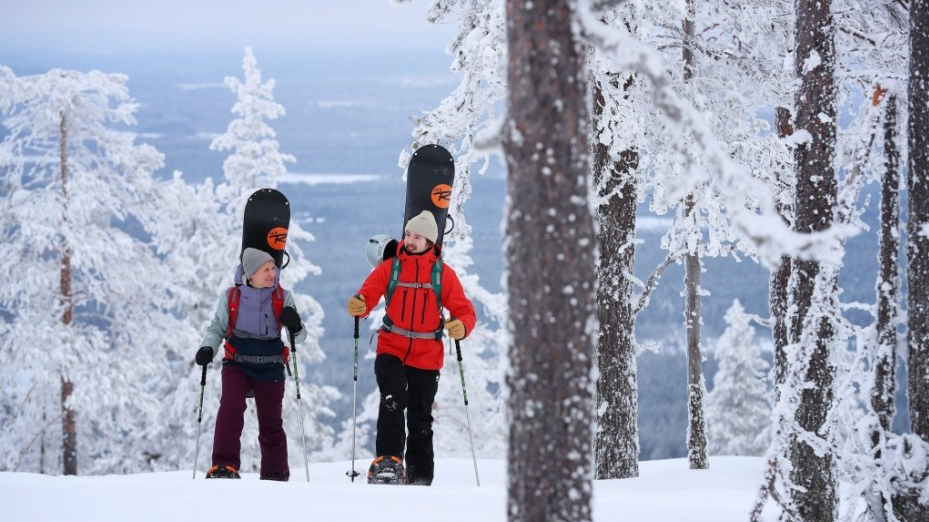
left=223, top=285, right=290, bottom=365
left=380, top=256, right=445, bottom=340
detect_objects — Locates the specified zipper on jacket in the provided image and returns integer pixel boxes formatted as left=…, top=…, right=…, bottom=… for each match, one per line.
left=265, top=314, right=269, bottom=336
left=402, top=258, right=420, bottom=364
left=420, top=286, right=428, bottom=324
left=400, top=289, right=408, bottom=322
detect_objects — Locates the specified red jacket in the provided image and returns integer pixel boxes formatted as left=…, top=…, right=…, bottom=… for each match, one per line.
left=357, top=242, right=476, bottom=370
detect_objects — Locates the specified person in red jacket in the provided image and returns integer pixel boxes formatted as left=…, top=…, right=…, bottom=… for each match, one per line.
left=347, top=210, right=476, bottom=485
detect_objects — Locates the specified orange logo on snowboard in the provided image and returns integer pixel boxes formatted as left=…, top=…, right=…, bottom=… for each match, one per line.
left=267, top=227, right=288, bottom=250
left=431, top=184, right=452, bottom=209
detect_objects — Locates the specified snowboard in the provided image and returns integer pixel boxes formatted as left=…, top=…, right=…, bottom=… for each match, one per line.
left=365, top=145, right=455, bottom=267
left=241, top=188, right=290, bottom=268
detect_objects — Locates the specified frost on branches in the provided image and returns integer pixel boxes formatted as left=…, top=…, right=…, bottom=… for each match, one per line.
left=705, top=300, right=771, bottom=457
left=390, top=0, right=509, bottom=458
left=149, top=47, right=336, bottom=473
left=0, top=67, right=181, bottom=474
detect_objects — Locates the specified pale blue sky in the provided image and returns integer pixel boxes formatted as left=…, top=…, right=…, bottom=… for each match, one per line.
left=0, top=0, right=456, bottom=53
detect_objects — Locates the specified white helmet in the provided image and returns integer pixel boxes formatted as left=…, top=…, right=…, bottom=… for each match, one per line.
left=365, top=234, right=397, bottom=267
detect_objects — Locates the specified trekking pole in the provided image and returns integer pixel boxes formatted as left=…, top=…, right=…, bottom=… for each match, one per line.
left=193, top=363, right=208, bottom=480
left=346, top=316, right=361, bottom=482
left=455, top=339, right=480, bottom=487
left=289, top=329, right=311, bottom=482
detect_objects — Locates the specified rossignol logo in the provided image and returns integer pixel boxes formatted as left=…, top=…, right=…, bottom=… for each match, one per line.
left=267, top=227, right=288, bottom=250
left=431, top=184, right=452, bottom=209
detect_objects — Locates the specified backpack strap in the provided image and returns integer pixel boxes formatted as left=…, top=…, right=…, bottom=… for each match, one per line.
left=225, top=286, right=241, bottom=341
left=381, top=256, right=445, bottom=340
left=272, top=286, right=285, bottom=325
left=385, top=257, right=402, bottom=305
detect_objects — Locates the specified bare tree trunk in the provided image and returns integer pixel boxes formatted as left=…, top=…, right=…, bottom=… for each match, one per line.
left=59, top=111, right=77, bottom=476
left=682, top=0, right=708, bottom=470
left=874, top=94, right=899, bottom=436
left=593, top=73, right=640, bottom=480
left=907, top=0, right=929, bottom=443
left=790, top=1, right=837, bottom=519
left=898, top=4, right=929, bottom=519
left=771, top=107, right=793, bottom=395
left=873, top=94, right=901, bottom=518
left=504, top=1, right=595, bottom=520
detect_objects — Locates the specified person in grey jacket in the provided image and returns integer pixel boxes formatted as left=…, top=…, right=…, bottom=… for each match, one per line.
left=195, top=247, right=306, bottom=480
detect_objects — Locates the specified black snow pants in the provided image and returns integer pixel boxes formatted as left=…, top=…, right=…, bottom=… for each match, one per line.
left=374, top=354, right=440, bottom=485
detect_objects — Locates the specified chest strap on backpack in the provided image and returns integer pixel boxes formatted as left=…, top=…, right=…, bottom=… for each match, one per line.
left=381, top=257, right=445, bottom=340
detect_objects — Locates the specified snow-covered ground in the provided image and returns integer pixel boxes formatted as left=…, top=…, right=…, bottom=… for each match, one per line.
left=1, top=457, right=776, bottom=521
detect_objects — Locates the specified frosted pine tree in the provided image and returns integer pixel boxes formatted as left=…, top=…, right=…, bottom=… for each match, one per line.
left=0, top=67, right=184, bottom=474
left=151, top=47, right=336, bottom=474
left=705, top=300, right=771, bottom=456
left=362, top=0, right=509, bottom=459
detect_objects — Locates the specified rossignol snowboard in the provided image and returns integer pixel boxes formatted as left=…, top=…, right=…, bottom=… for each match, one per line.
left=365, top=145, right=455, bottom=267
left=402, top=144, right=455, bottom=247
left=241, top=188, right=291, bottom=268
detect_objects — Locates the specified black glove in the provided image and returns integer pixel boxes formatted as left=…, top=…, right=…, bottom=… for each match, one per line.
left=195, top=346, right=214, bottom=366
left=279, top=306, right=303, bottom=334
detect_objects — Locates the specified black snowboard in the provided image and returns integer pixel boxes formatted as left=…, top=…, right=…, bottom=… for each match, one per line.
left=365, top=145, right=455, bottom=266
left=402, top=144, right=455, bottom=248
left=241, top=188, right=290, bottom=268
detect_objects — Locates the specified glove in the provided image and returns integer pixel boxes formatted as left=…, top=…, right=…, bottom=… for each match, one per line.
left=347, top=295, right=366, bottom=317
left=279, top=306, right=302, bottom=334
left=444, top=319, right=466, bottom=340
left=195, top=346, right=214, bottom=366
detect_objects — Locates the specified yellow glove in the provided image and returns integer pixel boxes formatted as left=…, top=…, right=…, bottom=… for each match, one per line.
left=347, top=295, right=366, bottom=317
left=445, top=319, right=466, bottom=340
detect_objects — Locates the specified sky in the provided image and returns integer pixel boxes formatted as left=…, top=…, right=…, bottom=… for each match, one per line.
left=0, top=0, right=456, bottom=54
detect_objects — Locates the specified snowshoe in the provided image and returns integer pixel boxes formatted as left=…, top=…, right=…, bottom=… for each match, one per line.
left=367, top=455, right=406, bottom=485
left=205, top=464, right=241, bottom=479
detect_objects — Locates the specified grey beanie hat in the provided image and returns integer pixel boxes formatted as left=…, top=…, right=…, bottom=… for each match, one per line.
left=242, top=247, right=274, bottom=280
left=404, top=210, right=438, bottom=244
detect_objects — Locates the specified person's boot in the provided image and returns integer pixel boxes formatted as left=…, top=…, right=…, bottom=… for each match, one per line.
left=205, top=464, right=241, bottom=479
left=367, top=455, right=406, bottom=485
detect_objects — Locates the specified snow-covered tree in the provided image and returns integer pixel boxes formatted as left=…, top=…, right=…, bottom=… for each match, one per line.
left=908, top=0, right=929, bottom=444
left=150, top=47, right=336, bottom=475
left=380, top=0, right=509, bottom=460
left=0, top=67, right=182, bottom=475
left=706, top=300, right=770, bottom=456
left=588, top=6, right=644, bottom=480
left=504, top=1, right=595, bottom=520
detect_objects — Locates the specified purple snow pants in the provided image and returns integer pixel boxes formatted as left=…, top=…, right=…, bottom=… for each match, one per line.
left=211, top=363, right=289, bottom=480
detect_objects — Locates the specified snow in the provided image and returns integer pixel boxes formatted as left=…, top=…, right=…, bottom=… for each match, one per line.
left=277, top=172, right=382, bottom=186
left=0, top=457, right=774, bottom=522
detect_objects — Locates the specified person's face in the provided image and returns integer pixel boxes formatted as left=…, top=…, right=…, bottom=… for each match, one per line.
left=404, top=230, right=430, bottom=254
left=250, top=260, right=276, bottom=288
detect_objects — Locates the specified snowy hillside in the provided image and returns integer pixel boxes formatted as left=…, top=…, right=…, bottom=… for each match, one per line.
left=3, top=457, right=773, bottom=522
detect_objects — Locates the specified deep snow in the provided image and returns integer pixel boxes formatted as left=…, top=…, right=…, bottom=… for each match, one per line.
left=1, top=456, right=777, bottom=521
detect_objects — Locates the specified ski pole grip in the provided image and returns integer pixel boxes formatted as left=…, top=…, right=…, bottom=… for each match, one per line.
left=354, top=316, right=359, bottom=339
left=200, top=364, right=207, bottom=386
left=455, top=339, right=463, bottom=362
